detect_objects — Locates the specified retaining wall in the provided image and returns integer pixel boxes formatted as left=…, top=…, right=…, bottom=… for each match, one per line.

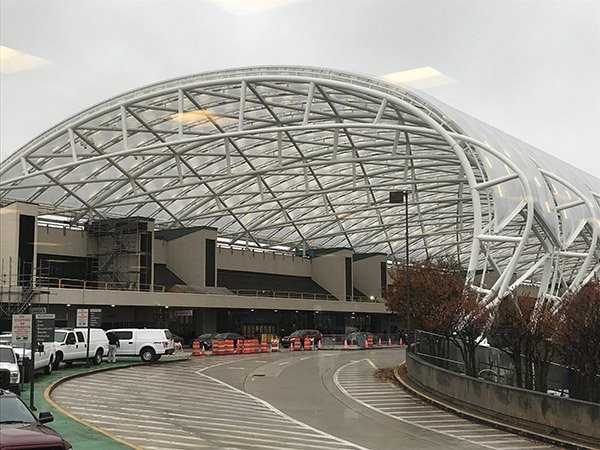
left=406, top=352, right=600, bottom=441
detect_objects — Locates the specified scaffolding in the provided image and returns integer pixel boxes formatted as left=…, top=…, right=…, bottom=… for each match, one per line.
left=86, top=218, right=150, bottom=289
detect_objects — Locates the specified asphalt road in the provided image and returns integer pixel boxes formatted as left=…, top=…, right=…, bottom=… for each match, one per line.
left=51, top=348, right=556, bottom=450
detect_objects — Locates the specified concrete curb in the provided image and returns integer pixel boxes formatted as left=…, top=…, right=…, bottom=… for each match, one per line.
left=393, top=362, right=596, bottom=450
left=44, top=357, right=190, bottom=450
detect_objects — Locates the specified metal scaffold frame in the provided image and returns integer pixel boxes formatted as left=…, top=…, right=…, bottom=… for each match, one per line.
left=0, top=66, right=598, bottom=311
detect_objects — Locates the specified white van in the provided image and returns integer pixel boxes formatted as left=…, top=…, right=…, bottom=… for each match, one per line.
left=53, top=328, right=108, bottom=368
left=107, top=329, right=174, bottom=362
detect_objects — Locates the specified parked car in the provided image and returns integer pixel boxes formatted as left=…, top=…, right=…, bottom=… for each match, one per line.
left=0, top=345, right=20, bottom=395
left=0, top=388, right=72, bottom=449
left=53, top=328, right=109, bottom=368
left=281, top=330, right=322, bottom=348
left=107, top=328, right=175, bottom=362
left=212, top=333, right=246, bottom=349
left=191, top=333, right=217, bottom=350
left=12, top=340, right=57, bottom=381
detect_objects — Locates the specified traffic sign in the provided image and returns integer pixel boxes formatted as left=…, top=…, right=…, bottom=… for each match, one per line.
left=30, top=306, right=47, bottom=314
left=89, top=309, right=102, bottom=327
left=36, top=314, right=55, bottom=342
left=76, top=309, right=88, bottom=327
left=12, top=314, right=32, bottom=344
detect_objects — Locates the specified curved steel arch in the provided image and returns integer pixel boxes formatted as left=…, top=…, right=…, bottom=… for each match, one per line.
left=1, top=66, right=598, bottom=309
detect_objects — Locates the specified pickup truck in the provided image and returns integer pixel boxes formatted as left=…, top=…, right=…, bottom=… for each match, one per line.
left=14, top=342, right=56, bottom=381
left=53, top=328, right=108, bottom=368
left=0, top=344, right=20, bottom=395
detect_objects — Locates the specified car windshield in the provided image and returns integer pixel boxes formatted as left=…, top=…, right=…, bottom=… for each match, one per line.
left=0, top=348, right=15, bottom=363
left=289, top=331, right=303, bottom=337
left=54, top=331, right=67, bottom=342
left=0, top=396, right=37, bottom=424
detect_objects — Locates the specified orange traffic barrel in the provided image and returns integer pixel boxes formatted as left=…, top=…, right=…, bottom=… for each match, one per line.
left=192, top=340, right=201, bottom=356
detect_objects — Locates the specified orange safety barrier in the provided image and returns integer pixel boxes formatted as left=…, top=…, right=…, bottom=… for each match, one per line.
left=237, top=340, right=244, bottom=354
left=224, top=339, right=235, bottom=355
left=261, top=339, right=268, bottom=353
left=293, top=337, right=302, bottom=351
left=303, top=337, right=312, bottom=350
left=271, top=338, right=279, bottom=352
left=243, top=339, right=259, bottom=353
left=211, top=340, right=222, bottom=356
left=192, top=340, right=201, bottom=356
left=367, top=335, right=374, bottom=348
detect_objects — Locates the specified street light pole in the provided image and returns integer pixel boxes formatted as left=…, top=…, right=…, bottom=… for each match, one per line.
left=389, top=191, right=410, bottom=348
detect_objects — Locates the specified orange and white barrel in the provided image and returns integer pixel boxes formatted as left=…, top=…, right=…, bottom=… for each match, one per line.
left=261, top=339, right=268, bottom=353
left=303, top=337, right=312, bottom=350
left=294, top=337, right=302, bottom=351
left=271, top=338, right=279, bottom=352
left=211, top=340, right=221, bottom=356
left=366, top=335, right=373, bottom=348
left=224, top=339, right=234, bottom=355
left=192, top=340, right=201, bottom=356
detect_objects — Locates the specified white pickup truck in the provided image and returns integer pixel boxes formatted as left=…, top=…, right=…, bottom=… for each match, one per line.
left=53, top=328, right=108, bottom=368
left=14, top=342, right=57, bottom=381
left=0, top=344, right=20, bottom=395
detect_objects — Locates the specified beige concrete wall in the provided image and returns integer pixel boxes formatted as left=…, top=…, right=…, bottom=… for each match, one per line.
left=154, top=238, right=167, bottom=264
left=166, top=229, right=217, bottom=286
left=217, top=247, right=311, bottom=276
left=0, top=202, right=38, bottom=281
left=353, top=254, right=387, bottom=299
left=311, top=250, right=352, bottom=301
left=36, top=226, right=88, bottom=257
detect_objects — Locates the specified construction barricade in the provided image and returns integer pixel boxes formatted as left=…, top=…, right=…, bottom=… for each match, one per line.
left=367, top=335, right=374, bottom=348
left=224, top=339, right=235, bottom=355
left=271, top=338, right=279, bottom=352
left=211, top=340, right=222, bottom=355
left=192, top=340, right=201, bottom=356
left=293, top=337, right=302, bottom=351
left=303, top=337, right=312, bottom=350
left=243, top=339, right=259, bottom=354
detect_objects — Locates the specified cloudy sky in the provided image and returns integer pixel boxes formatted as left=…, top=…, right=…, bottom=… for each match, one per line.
left=1, top=0, right=598, bottom=176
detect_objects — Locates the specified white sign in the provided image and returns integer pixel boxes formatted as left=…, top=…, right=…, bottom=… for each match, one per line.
left=12, top=314, right=32, bottom=344
left=76, top=309, right=89, bottom=327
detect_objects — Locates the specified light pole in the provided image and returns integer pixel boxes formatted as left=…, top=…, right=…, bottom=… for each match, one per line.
left=389, top=191, right=410, bottom=348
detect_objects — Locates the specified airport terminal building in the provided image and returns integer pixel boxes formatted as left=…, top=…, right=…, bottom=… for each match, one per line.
left=1, top=66, right=599, bottom=340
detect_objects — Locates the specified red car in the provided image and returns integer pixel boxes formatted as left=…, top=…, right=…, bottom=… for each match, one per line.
left=0, top=389, right=72, bottom=449
left=281, top=329, right=322, bottom=348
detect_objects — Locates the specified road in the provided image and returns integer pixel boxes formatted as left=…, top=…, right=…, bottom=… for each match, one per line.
left=51, top=348, right=556, bottom=450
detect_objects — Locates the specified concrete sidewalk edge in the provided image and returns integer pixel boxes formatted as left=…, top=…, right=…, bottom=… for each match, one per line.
left=44, top=357, right=190, bottom=449
left=393, top=362, right=596, bottom=450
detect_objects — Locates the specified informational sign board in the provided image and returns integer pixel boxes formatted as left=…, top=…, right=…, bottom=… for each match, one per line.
left=174, top=310, right=193, bottom=317
left=12, top=314, right=32, bottom=344
left=36, top=314, right=55, bottom=343
left=30, top=307, right=47, bottom=314
left=89, top=309, right=102, bottom=327
left=76, top=309, right=88, bottom=327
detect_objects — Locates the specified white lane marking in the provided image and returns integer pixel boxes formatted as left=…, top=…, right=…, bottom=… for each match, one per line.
left=279, top=361, right=290, bottom=365
left=228, top=367, right=246, bottom=369
left=300, top=356, right=311, bottom=360
left=334, top=359, right=506, bottom=450
left=199, top=371, right=370, bottom=450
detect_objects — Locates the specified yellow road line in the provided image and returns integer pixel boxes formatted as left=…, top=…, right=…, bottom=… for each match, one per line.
left=394, top=361, right=596, bottom=450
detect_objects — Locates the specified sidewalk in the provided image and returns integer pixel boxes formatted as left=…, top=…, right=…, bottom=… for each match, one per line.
left=394, top=362, right=599, bottom=450
left=19, top=355, right=188, bottom=450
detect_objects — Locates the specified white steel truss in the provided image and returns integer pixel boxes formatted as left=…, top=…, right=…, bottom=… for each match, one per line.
left=1, top=66, right=598, bottom=309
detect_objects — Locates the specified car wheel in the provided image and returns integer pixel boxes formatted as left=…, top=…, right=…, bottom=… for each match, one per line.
left=52, top=352, right=63, bottom=369
left=44, top=359, right=53, bottom=375
left=91, top=349, right=103, bottom=365
left=153, top=355, right=162, bottom=361
left=64, top=361, right=73, bottom=366
left=140, top=347, right=156, bottom=362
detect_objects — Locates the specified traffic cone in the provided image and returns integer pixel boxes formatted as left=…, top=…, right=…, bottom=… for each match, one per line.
left=350, top=339, right=354, bottom=347
left=378, top=338, right=382, bottom=346
left=290, top=340, right=294, bottom=351
left=399, top=338, right=403, bottom=346
left=318, top=339, right=322, bottom=350
left=344, top=339, right=348, bottom=349
left=365, top=339, right=369, bottom=349
left=388, top=337, right=392, bottom=346
left=201, top=345, right=206, bottom=356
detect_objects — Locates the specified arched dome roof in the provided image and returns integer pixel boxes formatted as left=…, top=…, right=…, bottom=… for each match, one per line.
left=1, top=66, right=598, bottom=306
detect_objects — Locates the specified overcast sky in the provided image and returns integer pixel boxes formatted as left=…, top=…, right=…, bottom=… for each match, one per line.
left=1, top=0, right=598, bottom=176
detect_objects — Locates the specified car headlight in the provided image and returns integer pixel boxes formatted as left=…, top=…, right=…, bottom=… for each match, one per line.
left=10, top=370, right=19, bottom=383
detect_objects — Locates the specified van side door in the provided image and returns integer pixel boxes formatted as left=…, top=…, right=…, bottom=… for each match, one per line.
left=114, top=331, right=134, bottom=356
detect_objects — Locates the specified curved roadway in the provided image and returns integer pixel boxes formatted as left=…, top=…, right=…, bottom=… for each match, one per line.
left=51, top=349, right=555, bottom=450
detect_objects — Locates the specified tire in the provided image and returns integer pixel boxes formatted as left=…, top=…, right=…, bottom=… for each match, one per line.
left=44, top=359, right=53, bottom=375
left=140, top=347, right=155, bottom=362
left=91, top=349, right=103, bottom=366
left=64, top=361, right=73, bottom=366
left=153, top=355, right=161, bottom=361
left=52, top=352, right=63, bottom=370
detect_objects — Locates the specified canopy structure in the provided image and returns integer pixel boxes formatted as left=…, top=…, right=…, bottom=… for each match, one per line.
left=1, top=66, right=599, bottom=309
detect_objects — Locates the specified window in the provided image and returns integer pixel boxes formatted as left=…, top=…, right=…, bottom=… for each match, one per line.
left=115, top=331, right=133, bottom=340
left=76, top=332, right=85, bottom=342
